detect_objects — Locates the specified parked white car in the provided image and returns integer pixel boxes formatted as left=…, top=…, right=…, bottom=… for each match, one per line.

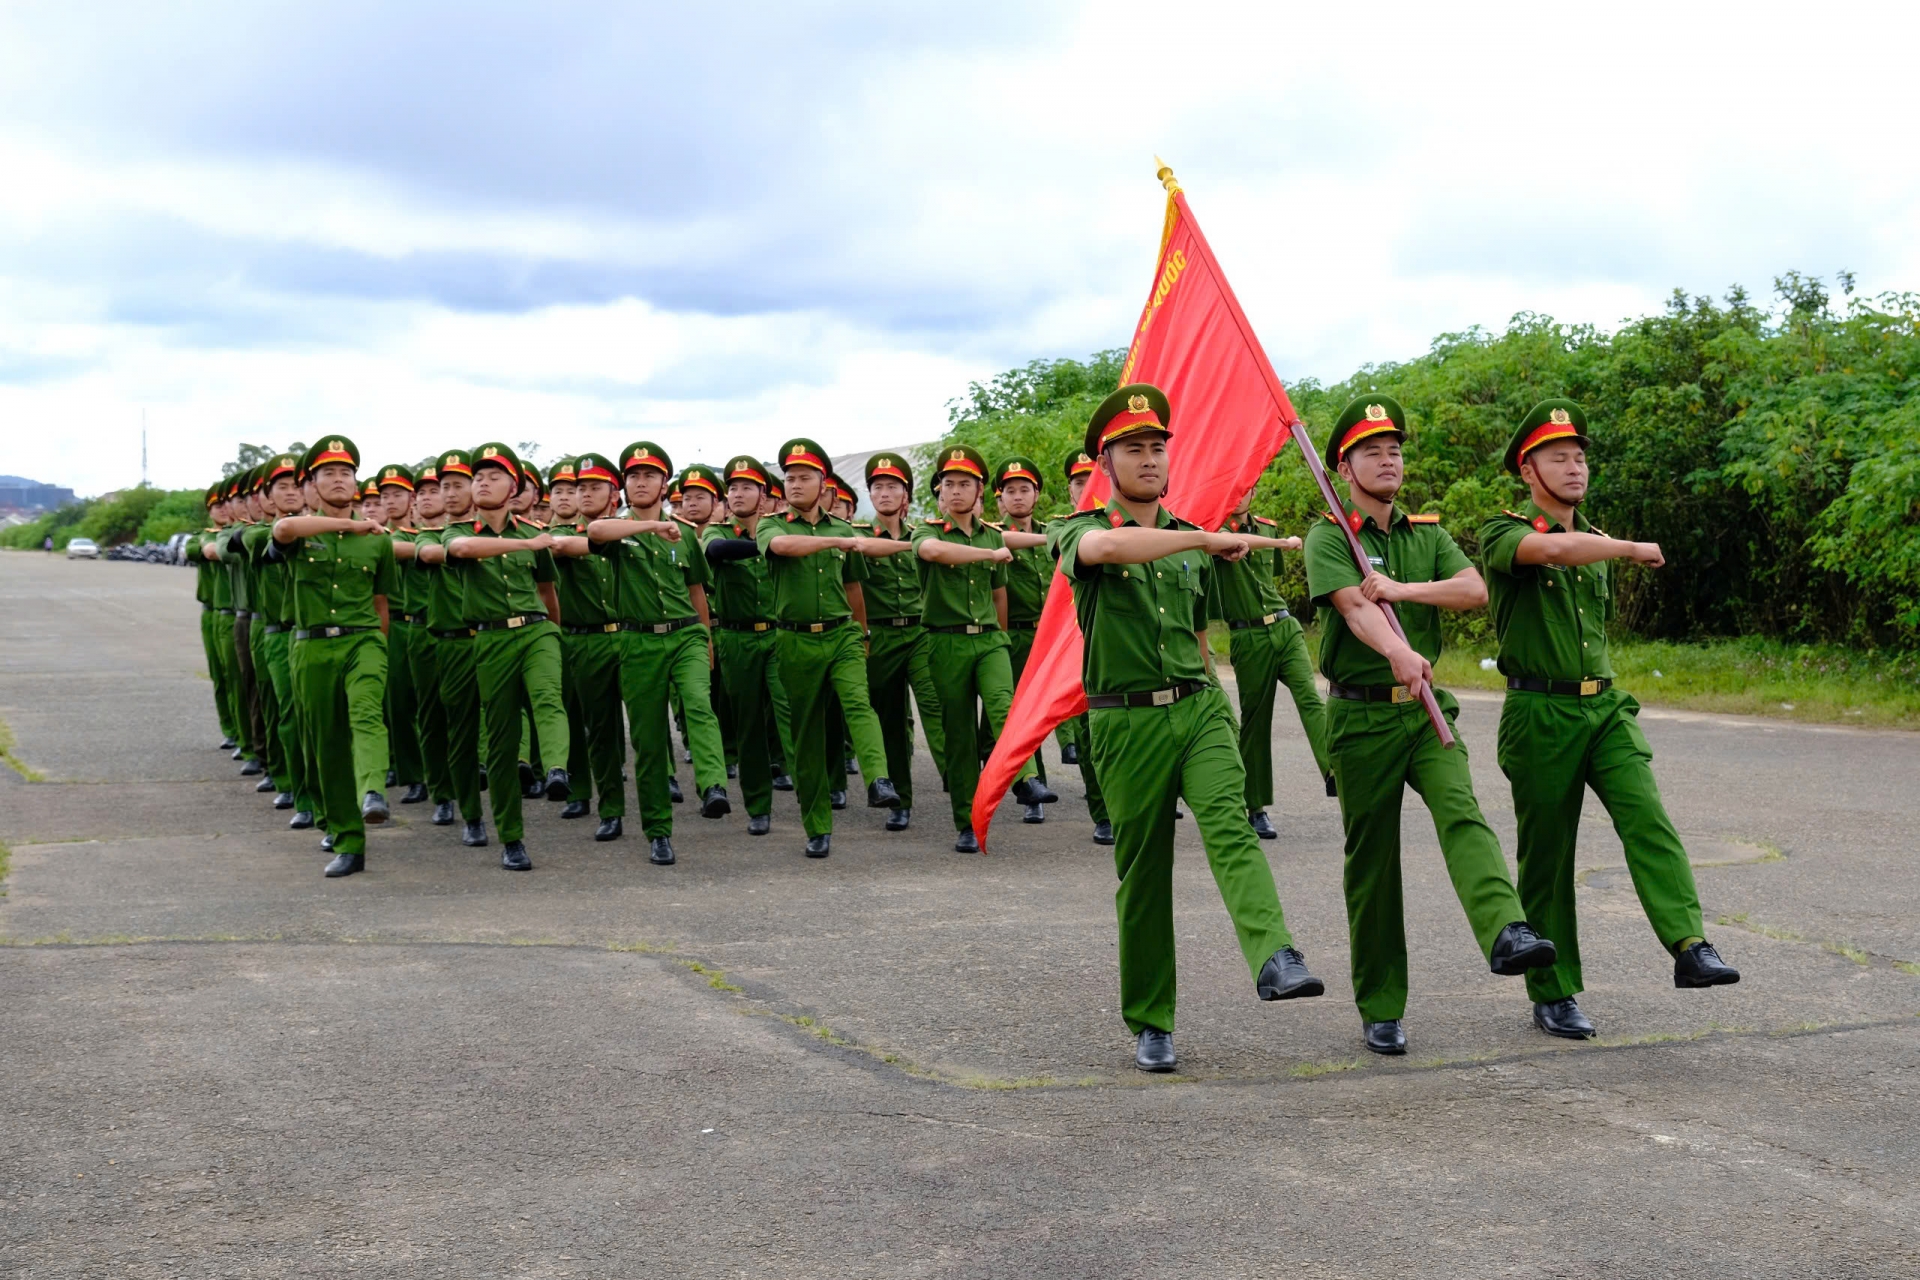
left=66, top=537, right=99, bottom=560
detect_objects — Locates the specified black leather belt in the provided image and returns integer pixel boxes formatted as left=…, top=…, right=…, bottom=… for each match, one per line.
left=1086, top=679, right=1208, bottom=711
left=619, top=617, right=700, bottom=635
left=1227, top=609, right=1290, bottom=630
left=294, top=625, right=374, bottom=640
left=431, top=627, right=474, bottom=639
left=1006, top=621, right=1037, bottom=632
left=1328, top=681, right=1422, bottom=704
left=926, top=623, right=999, bottom=635
left=778, top=617, right=850, bottom=633
left=1507, top=676, right=1613, bottom=697
left=473, top=613, right=551, bottom=632
left=870, top=616, right=918, bottom=628
left=564, top=622, right=623, bottom=635
left=398, top=611, right=428, bottom=625
left=717, top=620, right=774, bottom=632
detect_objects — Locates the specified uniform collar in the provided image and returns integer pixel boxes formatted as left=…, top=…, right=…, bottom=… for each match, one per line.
left=1522, top=499, right=1591, bottom=534
left=1105, top=498, right=1171, bottom=530
left=1340, top=503, right=1405, bottom=533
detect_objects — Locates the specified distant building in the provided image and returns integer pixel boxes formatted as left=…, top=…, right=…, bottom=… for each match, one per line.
left=0, top=476, right=77, bottom=513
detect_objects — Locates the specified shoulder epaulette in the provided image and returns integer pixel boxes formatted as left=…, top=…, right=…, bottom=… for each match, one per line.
left=1407, top=513, right=1442, bottom=524
left=673, top=514, right=697, bottom=527
left=399, top=525, right=419, bottom=534
left=1502, top=510, right=1528, bottom=521
left=1322, top=511, right=1343, bottom=524
left=984, top=520, right=1005, bottom=531
left=1253, top=515, right=1277, bottom=527
left=852, top=521, right=872, bottom=531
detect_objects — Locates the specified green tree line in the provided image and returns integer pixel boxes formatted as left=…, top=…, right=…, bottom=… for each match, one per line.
left=0, top=442, right=306, bottom=551
left=938, top=273, right=1920, bottom=648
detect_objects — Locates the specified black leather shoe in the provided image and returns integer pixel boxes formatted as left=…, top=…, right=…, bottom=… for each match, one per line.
left=829, top=789, right=847, bottom=811
left=386, top=768, right=397, bottom=788
left=1135, top=1028, right=1176, bottom=1073
left=231, top=747, right=245, bottom=761
left=1257, top=947, right=1325, bottom=1001
left=560, top=798, right=591, bottom=820
left=1533, top=998, right=1595, bottom=1039
left=1061, top=742, right=1079, bottom=765
left=650, top=837, right=676, bottom=866
left=501, top=841, right=533, bottom=871
left=544, top=768, right=571, bottom=802
left=320, top=832, right=336, bottom=853
left=1249, top=810, right=1277, bottom=840
left=430, top=800, right=456, bottom=826
left=867, top=777, right=900, bottom=807
left=1032, top=780, right=1059, bottom=804
left=1325, top=773, right=1338, bottom=798
left=954, top=829, right=979, bottom=854
left=747, top=813, right=771, bottom=837
left=362, top=791, right=389, bottom=824
left=804, top=834, right=831, bottom=858
left=399, top=782, right=428, bottom=804
left=520, top=765, right=544, bottom=799
left=844, top=755, right=859, bottom=775
left=668, top=776, right=683, bottom=804
left=1023, top=803, right=1045, bottom=824
left=885, top=807, right=910, bottom=832
left=701, top=785, right=731, bottom=818
left=254, top=776, right=277, bottom=793
left=240, top=759, right=264, bottom=777
left=323, top=852, right=364, bottom=878
left=1363, top=1019, right=1407, bottom=1055
left=461, top=820, right=488, bottom=848
left=1489, top=922, right=1558, bottom=976
left=1174, top=804, right=1185, bottom=820
left=771, top=773, right=794, bottom=792
left=289, top=809, right=314, bottom=830
left=595, top=816, right=623, bottom=842
left=219, top=737, right=237, bottom=751
left=1674, top=940, right=1741, bottom=988
left=1011, top=777, right=1041, bottom=806
left=1092, top=821, right=1114, bottom=845
left=727, top=762, right=738, bottom=779
left=272, top=791, right=294, bottom=810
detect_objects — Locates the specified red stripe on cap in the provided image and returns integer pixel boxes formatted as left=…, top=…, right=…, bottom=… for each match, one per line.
left=310, top=448, right=355, bottom=468
left=997, top=466, right=1039, bottom=486
left=624, top=451, right=670, bottom=474
left=1518, top=423, right=1580, bottom=458
left=867, top=463, right=908, bottom=483
left=439, top=457, right=472, bottom=477
left=782, top=450, right=826, bottom=472
left=576, top=463, right=617, bottom=484
left=727, top=463, right=767, bottom=484
left=379, top=476, right=415, bottom=492
left=940, top=457, right=985, bottom=479
left=1096, top=409, right=1164, bottom=450
left=682, top=473, right=720, bottom=495
left=1067, top=457, right=1095, bottom=476
left=1336, top=420, right=1398, bottom=458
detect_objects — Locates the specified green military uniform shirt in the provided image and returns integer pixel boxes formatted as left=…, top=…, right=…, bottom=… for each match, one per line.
left=912, top=517, right=1008, bottom=628
left=276, top=524, right=399, bottom=630
left=1048, top=500, right=1213, bottom=696
left=553, top=519, right=618, bottom=627
left=1304, top=507, right=1470, bottom=686
left=202, top=531, right=235, bottom=610
left=1477, top=503, right=1614, bottom=682
left=754, top=510, right=866, bottom=624
left=1206, top=514, right=1289, bottom=622
left=1001, top=519, right=1052, bottom=625
left=704, top=519, right=779, bottom=623
left=857, top=519, right=923, bottom=620
left=387, top=528, right=424, bottom=619
left=223, top=522, right=258, bottom=613
left=188, top=530, right=216, bottom=605
left=450, top=515, right=555, bottom=623
left=410, top=529, right=468, bottom=632
left=595, top=517, right=707, bottom=625
left=242, top=523, right=290, bottom=624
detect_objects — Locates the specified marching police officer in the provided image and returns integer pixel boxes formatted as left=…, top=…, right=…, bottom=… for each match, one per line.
left=859, top=451, right=947, bottom=831
left=547, top=454, right=630, bottom=841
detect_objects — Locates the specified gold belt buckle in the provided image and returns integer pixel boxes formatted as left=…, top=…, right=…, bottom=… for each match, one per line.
left=506, top=615, right=525, bottom=629
left=754, top=622, right=769, bottom=632
left=652, top=623, right=670, bottom=634
left=1579, top=678, right=1599, bottom=696
left=1262, top=612, right=1276, bottom=625
left=1150, top=687, right=1176, bottom=706
left=1390, top=685, right=1413, bottom=704
left=603, top=623, right=619, bottom=633
left=966, top=624, right=982, bottom=635
left=808, top=622, right=824, bottom=633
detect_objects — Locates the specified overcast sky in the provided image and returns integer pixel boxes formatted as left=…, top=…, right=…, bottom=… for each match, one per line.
left=3, top=0, right=1915, bottom=495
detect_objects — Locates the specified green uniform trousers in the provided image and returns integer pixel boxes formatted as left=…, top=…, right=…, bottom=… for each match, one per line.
left=408, top=630, right=453, bottom=805
left=202, top=609, right=238, bottom=741
left=1089, top=685, right=1294, bottom=1035
left=1327, top=695, right=1527, bottom=1022
left=776, top=626, right=889, bottom=838
left=386, top=624, right=425, bottom=787
left=1228, top=616, right=1331, bottom=810
left=562, top=631, right=627, bottom=819
left=1006, top=627, right=1046, bottom=783
left=291, top=631, right=389, bottom=857
left=248, top=619, right=287, bottom=791
left=865, top=624, right=946, bottom=812
left=619, top=626, right=725, bottom=838
left=714, top=627, right=795, bottom=819
left=1497, top=688, right=1706, bottom=1003
left=474, top=622, right=568, bottom=843
left=1068, top=713, right=1107, bottom=825
left=236, top=616, right=269, bottom=767
left=259, top=629, right=314, bottom=813
left=926, top=631, right=1036, bottom=832
left=215, top=617, right=250, bottom=762
left=436, top=633, right=486, bottom=823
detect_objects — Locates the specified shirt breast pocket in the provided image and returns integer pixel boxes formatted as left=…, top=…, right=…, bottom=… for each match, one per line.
left=1172, top=560, right=1205, bottom=621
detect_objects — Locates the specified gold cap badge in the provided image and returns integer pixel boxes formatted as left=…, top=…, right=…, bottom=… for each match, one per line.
left=1550, top=408, right=1572, bottom=426
left=330, top=439, right=344, bottom=451
left=1127, top=394, right=1149, bottom=413
left=482, top=446, right=498, bottom=458
left=1364, top=404, right=1387, bottom=421
left=950, top=449, right=966, bottom=461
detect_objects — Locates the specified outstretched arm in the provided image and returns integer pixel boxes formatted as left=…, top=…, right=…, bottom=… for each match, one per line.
left=449, top=532, right=554, bottom=560
left=1077, top=527, right=1248, bottom=565
left=274, top=515, right=385, bottom=543
left=1515, top=531, right=1664, bottom=568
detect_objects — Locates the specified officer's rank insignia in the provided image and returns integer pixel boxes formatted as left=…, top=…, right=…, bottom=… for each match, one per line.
left=1550, top=408, right=1572, bottom=426
left=1109, top=511, right=1124, bottom=528
left=1349, top=510, right=1365, bottom=531
left=1365, top=404, right=1387, bottom=421
left=1533, top=516, right=1551, bottom=532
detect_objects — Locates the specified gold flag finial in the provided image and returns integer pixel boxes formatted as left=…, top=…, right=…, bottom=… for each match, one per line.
left=1153, top=155, right=1181, bottom=194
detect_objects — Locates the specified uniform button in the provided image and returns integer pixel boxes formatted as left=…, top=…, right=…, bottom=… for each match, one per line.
left=1578, top=608, right=1584, bottom=614
left=1582, top=641, right=1588, bottom=647
left=1158, top=607, right=1164, bottom=613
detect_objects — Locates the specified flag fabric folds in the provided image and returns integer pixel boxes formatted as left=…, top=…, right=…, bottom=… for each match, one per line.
left=971, top=169, right=1306, bottom=850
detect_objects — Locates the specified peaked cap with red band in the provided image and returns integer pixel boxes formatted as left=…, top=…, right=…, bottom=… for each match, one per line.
left=776, top=437, right=830, bottom=475
left=1062, top=447, right=1096, bottom=480
left=679, top=463, right=722, bottom=496
left=619, top=440, right=672, bottom=476
left=863, top=452, right=914, bottom=492
left=263, top=454, right=301, bottom=487
left=437, top=449, right=474, bottom=478
left=1085, top=383, right=1172, bottom=457
left=573, top=452, right=619, bottom=485
left=375, top=463, right=416, bottom=492
left=723, top=453, right=768, bottom=488
left=415, top=458, right=440, bottom=485
left=469, top=441, right=522, bottom=482
left=1503, top=398, right=1592, bottom=476
left=1325, top=395, right=1407, bottom=472
left=546, top=458, right=578, bottom=487
left=929, top=443, right=988, bottom=494
left=991, top=454, right=1043, bottom=492
left=302, top=435, right=362, bottom=475
left=762, top=462, right=785, bottom=500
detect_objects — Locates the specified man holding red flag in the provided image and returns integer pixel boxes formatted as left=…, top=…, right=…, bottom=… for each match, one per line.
left=1048, top=384, right=1325, bottom=1073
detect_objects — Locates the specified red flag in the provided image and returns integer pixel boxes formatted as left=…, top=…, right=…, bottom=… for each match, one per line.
left=971, top=163, right=1303, bottom=851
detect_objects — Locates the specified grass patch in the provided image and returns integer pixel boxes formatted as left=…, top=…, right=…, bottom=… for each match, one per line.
left=0, top=836, right=9, bottom=897
left=1717, top=912, right=1871, bottom=965
left=678, top=959, right=742, bottom=993
left=0, top=715, right=45, bottom=781
left=1288, top=1058, right=1362, bottom=1078
left=1432, top=635, right=1920, bottom=730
